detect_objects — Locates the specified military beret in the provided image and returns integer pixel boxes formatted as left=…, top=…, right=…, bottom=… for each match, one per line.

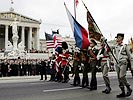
left=115, top=33, right=124, bottom=38
left=62, top=42, right=68, bottom=50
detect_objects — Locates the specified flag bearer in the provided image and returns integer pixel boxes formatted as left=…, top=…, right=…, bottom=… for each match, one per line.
left=97, top=39, right=112, bottom=94
left=88, top=39, right=99, bottom=90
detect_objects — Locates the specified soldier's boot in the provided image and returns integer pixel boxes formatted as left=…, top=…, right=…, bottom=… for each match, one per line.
left=126, top=85, right=132, bottom=97
left=102, top=85, right=111, bottom=94
left=116, top=87, right=126, bottom=98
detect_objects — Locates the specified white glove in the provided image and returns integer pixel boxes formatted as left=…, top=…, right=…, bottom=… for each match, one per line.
left=97, top=54, right=103, bottom=60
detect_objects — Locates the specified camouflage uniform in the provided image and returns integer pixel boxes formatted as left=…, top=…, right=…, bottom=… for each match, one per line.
left=113, top=34, right=132, bottom=97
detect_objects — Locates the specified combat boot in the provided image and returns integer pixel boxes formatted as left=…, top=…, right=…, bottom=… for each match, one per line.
left=102, top=85, right=111, bottom=94
left=116, top=87, right=126, bottom=98
left=126, top=86, right=132, bottom=97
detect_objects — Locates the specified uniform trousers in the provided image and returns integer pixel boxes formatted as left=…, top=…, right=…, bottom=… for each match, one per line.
left=115, top=60, right=130, bottom=88
left=101, top=61, right=110, bottom=87
left=90, top=60, right=97, bottom=89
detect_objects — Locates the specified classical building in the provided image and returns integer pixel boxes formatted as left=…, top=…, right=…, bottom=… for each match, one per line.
left=0, top=10, right=41, bottom=51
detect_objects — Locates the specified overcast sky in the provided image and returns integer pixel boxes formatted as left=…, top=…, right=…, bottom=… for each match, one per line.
left=0, top=0, right=133, bottom=43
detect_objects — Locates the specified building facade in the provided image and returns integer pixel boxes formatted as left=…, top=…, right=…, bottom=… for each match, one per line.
left=0, top=10, right=41, bottom=51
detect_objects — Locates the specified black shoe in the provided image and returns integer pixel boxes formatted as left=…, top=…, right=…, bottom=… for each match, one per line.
left=70, top=84, right=75, bottom=86
left=116, top=93, right=126, bottom=98
left=126, top=89, right=132, bottom=97
left=102, top=89, right=108, bottom=93
left=102, top=89, right=111, bottom=94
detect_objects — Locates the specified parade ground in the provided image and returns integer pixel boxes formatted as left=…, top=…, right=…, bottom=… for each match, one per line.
left=0, top=71, right=132, bottom=100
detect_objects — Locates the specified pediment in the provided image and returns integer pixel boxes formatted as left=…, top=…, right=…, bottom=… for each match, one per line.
left=0, top=11, right=41, bottom=24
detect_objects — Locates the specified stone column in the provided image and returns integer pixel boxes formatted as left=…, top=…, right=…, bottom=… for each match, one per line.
left=28, top=27, right=32, bottom=50
left=35, top=28, right=40, bottom=50
left=5, top=25, right=9, bottom=50
left=21, top=26, right=25, bottom=45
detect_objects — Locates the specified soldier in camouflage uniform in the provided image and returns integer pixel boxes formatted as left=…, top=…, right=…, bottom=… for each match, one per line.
left=114, top=33, right=132, bottom=98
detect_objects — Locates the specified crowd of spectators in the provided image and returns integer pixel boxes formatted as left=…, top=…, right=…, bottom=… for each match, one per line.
left=0, top=48, right=48, bottom=53
left=0, top=59, right=49, bottom=77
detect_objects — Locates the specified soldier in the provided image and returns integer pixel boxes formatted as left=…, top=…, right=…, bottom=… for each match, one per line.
left=81, top=50, right=89, bottom=88
left=114, top=33, right=132, bottom=98
left=97, top=40, right=112, bottom=94
left=61, top=42, right=70, bottom=83
left=88, top=39, right=99, bottom=90
left=71, top=52, right=81, bottom=86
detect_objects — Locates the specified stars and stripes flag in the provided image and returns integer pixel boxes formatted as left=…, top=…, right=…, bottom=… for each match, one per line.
left=45, top=33, right=64, bottom=49
left=45, top=33, right=55, bottom=49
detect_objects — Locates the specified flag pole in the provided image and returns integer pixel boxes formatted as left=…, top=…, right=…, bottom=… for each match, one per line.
left=74, top=0, right=76, bottom=19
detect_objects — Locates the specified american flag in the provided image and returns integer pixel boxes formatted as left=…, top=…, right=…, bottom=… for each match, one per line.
left=53, top=34, right=64, bottom=48
left=45, top=33, right=64, bottom=49
left=45, top=33, right=55, bottom=49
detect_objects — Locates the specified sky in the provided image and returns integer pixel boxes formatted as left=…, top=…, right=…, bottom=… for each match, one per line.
left=0, top=0, right=133, bottom=44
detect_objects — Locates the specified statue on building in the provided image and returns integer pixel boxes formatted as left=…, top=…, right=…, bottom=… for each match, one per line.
left=6, top=41, right=13, bottom=52
left=18, top=41, right=25, bottom=52
left=10, top=17, right=19, bottom=51
left=10, top=18, right=18, bottom=36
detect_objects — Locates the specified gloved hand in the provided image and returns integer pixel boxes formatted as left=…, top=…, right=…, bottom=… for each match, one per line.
left=97, top=54, right=103, bottom=60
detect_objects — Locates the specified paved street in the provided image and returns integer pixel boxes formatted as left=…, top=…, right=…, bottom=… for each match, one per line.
left=0, top=72, right=133, bottom=100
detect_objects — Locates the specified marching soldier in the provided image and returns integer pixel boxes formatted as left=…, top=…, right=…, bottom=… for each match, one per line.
left=114, top=33, right=132, bottom=98
left=97, top=40, right=112, bottom=94
left=88, top=39, right=99, bottom=90
left=71, top=52, right=81, bottom=86
left=61, top=42, right=70, bottom=83
left=81, top=50, right=89, bottom=88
